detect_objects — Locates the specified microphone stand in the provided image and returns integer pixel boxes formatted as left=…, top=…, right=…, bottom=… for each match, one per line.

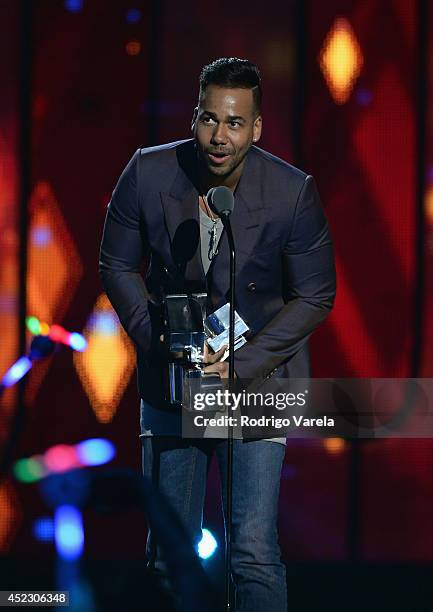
left=220, top=212, right=235, bottom=612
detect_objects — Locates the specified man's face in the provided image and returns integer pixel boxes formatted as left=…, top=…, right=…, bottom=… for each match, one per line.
left=191, top=85, right=262, bottom=182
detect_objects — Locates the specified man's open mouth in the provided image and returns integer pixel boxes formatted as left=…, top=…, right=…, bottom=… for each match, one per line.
left=207, top=151, right=231, bottom=164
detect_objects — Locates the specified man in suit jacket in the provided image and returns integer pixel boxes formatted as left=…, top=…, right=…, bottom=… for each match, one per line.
left=100, top=58, right=335, bottom=611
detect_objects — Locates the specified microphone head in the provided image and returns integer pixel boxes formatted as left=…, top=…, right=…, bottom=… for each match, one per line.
left=206, top=186, right=234, bottom=217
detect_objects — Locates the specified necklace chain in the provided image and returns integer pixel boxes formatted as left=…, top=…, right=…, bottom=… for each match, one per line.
left=200, top=194, right=220, bottom=260
left=201, top=194, right=219, bottom=222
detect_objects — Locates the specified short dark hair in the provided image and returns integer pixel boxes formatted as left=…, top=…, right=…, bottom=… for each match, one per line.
left=199, top=57, right=262, bottom=116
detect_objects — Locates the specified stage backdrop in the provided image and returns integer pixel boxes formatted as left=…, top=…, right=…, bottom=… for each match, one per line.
left=1, top=0, right=432, bottom=566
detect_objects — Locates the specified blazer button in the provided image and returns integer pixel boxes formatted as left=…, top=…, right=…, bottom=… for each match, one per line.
left=247, top=282, right=257, bottom=292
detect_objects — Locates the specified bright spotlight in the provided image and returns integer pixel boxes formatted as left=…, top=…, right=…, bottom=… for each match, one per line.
left=197, top=528, right=218, bottom=560
left=75, top=438, right=115, bottom=466
left=54, top=505, right=84, bottom=560
left=1, top=356, right=32, bottom=387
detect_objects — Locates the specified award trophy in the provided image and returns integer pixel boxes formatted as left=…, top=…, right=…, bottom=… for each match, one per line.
left=163, top=294, right=249, bottom=410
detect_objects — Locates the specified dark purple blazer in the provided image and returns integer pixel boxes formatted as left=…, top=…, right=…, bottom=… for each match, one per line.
left=99, top=139, right=336, bottom=409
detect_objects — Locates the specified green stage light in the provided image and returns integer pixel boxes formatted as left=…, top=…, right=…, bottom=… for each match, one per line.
left=13, top=457, right=45, bottom=483
left=26, top=316, right=41, bottom=335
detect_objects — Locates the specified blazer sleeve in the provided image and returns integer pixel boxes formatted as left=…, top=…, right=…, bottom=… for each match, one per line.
left=99, top=149, right=153, bottom=353
left=233, top=174, right=336, bottom=381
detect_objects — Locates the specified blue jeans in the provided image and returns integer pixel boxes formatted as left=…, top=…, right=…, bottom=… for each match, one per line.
left=142, top=437, right=287, bottom=612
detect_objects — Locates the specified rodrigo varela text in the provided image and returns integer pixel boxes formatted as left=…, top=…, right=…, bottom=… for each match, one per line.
left=192, top=390, right=334, bottom=429
left=193, top=415, right=334, bottom=428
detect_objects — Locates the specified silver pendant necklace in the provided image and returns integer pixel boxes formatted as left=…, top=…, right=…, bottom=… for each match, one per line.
left=208, top=221, right=219, bottom=261
left=202, top=195, right=219, bottom=260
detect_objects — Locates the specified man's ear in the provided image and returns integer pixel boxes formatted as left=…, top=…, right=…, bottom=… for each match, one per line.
left=252, top=115, right=262, bottom=143
left=191, top=107, right=198, bottom=132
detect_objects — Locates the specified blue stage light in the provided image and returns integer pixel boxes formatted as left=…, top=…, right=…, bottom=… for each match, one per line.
left=1, top=356, right=32, bottom=387
left=65, top=0, right=83, bottom=12
left=32, top=226, right=52, bottom=247
left=69, top=332, right=87, bottom=352
left=54, top=505, right=84, bottom=560
left=75, top=438, right=116, bottom=466
left=91, top=311, right=118, bottom=336
left=33, top=517, right=54, bottom=542
left=197, top=528, right=218, bottom=559
left=126, top=8, right=141, bottom=24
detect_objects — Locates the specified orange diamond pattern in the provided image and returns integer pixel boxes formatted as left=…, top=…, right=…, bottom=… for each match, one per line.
left=319, top=17, right=363, bottom=104
left=73, top=293, right=135, bottom=423
left=26, top=181, right=83, bottom=399
left=27, top=181, right=82, bottom=323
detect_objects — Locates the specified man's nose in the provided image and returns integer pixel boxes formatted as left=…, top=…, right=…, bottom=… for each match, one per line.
left=211, top=123, right=228, bottom=145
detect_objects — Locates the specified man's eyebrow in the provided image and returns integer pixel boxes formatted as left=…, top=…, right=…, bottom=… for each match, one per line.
left=200, top=110, right=246, bottom=122
left=226, top=115, right=246, bottom=122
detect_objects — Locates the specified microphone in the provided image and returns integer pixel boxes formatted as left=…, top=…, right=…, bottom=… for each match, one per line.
left=206, top=186, right=234, bottom=217
left=207, top=183, right=236, bottom=612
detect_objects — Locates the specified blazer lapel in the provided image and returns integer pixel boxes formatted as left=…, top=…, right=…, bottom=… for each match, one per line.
left=210, top=148, right=265, bottom=306
left=160, top=142, right=265, bottom=301
left=160, top=142, right=206, bottom=289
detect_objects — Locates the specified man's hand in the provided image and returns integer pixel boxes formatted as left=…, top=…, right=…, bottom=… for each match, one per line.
left=203, top=343, right=227, bottom=365
left=204, top=361, right=230, bottom=379
left=203, top=343, right=237, bottom=379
